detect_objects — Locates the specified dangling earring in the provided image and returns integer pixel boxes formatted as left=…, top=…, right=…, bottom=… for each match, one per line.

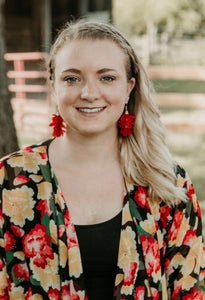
left=118, top=104, right=135, bottom=137
left=49, top=112, right=66, bottom=137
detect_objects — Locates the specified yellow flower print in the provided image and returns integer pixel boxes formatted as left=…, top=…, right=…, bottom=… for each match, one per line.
left=30, top=253, right=60, bottom=292
left=115, top=273, right=124, bottom=286
left=118, top=227, right=139, bottom=269
left=7, top=150, right=47, bottom=174
left=9, top=283, right=25, bottom=300
left=149, top=200, right=160, bottom=216
left=37, top=182, right=52, bottom=200
left=0, top=238, right=4, bottom=248
left=180, top=236, right=204, bottom=289
left=118, top=227, right=139, bottom=295
left=70, top=280, right=86, bottom=300
left=0, top=163, right=5, bottom=185
left=168, top=214, right=189, bottom=247
left=3, top=186, right=34, bottom=226
left=176, top=173, right=186, bottom=188
left=29, top=294, right=43, bottom=300
left=139, top=213, right=157, bottom=236
left=160, top=274, right=168, bottom=297
left=56, top=189, right=66, bottom=211
left=0, top=265, right=8, bottom=290
left=29, top=174, right=43, bottom=183
left=14, top=251, right=26, bottom=261
left=50, top=220, right=58, bottom=245
left=59, top=240, right=68, bottom=268
left=68, top=246, right=83, bottom=278
left=122, top=202, right=132, bottom=225
left=192, top=194, right=199, bottom=214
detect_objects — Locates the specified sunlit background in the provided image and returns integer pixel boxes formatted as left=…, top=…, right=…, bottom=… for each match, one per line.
left=0, top=0, right=204, bottom=230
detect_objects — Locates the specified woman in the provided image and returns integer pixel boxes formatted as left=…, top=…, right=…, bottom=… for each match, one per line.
left=0, top=20, right=204, bottom=299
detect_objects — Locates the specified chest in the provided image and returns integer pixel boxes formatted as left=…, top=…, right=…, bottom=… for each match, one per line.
left=53, top=165, right=125, bottom=225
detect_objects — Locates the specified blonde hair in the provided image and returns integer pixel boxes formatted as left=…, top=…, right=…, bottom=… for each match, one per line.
left=48, top=20, right=187, bottom=205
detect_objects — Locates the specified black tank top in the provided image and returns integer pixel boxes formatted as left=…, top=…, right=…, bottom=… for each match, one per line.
left=75, top=210, right=122, bottom=300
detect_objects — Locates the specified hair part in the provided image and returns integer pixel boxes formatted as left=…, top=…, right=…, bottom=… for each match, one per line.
left=48, top=20, right=187, bottom=205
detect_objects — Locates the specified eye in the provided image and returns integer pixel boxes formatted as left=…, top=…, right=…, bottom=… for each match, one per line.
left=101, top=75, right=115, bottom=82
left=64, top=76, right=79, bottom=83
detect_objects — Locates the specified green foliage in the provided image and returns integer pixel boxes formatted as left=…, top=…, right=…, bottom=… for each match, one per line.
left=113, top=0, right=205, bottom=37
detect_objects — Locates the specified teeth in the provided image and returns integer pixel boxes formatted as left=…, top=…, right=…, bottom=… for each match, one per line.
left=78, top=107, right=104, bottom=113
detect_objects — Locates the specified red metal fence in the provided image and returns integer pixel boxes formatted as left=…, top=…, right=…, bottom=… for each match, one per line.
left=4, top=52, right=205, bottom=136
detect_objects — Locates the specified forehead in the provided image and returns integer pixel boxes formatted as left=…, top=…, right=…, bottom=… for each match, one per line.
left=54, top=39, right=127, bottom=71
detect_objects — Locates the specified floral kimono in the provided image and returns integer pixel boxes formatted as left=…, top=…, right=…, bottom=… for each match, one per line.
left=0, top=140, right=205, bottom=299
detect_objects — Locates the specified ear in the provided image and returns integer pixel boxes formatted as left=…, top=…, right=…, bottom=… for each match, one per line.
left=126, top=77, right=136, bottom=103
left=50, top=81, right=58, bottom=104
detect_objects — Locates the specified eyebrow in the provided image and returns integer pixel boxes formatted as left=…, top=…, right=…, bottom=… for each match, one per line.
left=61, top=68, right=117, bottom=74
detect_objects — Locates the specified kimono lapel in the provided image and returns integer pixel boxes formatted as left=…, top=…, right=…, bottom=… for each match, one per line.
left=114, top=194, right=140, bottom=297
left=114, top=180, right=163, bottom=298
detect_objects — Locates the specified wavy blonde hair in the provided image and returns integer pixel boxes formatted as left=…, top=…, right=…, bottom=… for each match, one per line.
left=48, top=20, right=187, bottom=205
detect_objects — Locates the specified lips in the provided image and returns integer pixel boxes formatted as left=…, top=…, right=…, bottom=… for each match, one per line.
left=77, top=107, right=105, bottom=113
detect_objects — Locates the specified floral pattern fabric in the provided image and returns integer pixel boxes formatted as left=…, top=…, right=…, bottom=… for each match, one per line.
left=0, top=139, right=205, bottom=299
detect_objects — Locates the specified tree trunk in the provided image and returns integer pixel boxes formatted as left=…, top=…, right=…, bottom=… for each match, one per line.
left=41, top=0, right=52, bottom=52
left=0, top=0, right=19, bottom=157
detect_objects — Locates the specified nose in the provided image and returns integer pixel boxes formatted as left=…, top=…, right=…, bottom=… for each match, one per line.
left=81, top=81, right=99, bottom=102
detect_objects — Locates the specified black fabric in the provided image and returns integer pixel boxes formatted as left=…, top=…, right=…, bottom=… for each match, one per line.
left=75, top=210, right=122, bottom=300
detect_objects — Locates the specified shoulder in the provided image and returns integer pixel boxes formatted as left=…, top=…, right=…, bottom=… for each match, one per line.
left=0, top=139, right=52, bottom=168
left=0, top=139, right=53, bottom=186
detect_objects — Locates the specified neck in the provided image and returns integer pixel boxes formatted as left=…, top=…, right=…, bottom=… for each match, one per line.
left=54, top=130, right=121, bottom=168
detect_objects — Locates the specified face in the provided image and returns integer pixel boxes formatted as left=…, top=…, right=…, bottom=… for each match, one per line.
left=52, top=39, right=135, bottom=138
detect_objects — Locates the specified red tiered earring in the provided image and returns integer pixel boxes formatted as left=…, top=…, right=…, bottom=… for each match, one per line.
left=49, top=113, right=66, bottom=137
left=118, top=104, right=135, bottom=137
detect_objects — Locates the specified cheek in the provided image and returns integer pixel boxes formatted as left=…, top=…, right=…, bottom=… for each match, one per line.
left=107, top=89, right=127, bottom=107
left=56, top=88, right=77, bottom=106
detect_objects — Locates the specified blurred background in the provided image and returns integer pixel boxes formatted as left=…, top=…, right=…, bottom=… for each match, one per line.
left=0, top=0, right=204, bottom=229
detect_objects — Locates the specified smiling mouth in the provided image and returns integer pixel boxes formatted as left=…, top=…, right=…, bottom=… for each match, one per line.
left=77, top=107, right=105, bottom=113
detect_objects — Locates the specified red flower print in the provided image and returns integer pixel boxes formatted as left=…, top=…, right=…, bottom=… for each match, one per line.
left=118, top=113, right=135, bottom=136
left=151, top=288, right=159, bottom=300
left=160, top=205, right=172, bottom=229
left=47, top=288, right=61, bottom=300
left=23, top=224, right=54, bottom=268
left=134, top=286, right=145, bottom=299
left=39, top=152, right=47, bottom=160
left=5, top=231, right=16, bottom=251
left=124, top=262, right=138, bottom=286
left=11, top=225, right=24, bottom=237
left=25, top=287, right=32, bottom=300
left=141, top=235, right=160, bottom=277
left=165, top=258, right=171, bottom=271
left=0, top=258, right=4, bottom=270
left=196, top=200, right=202, bottom=219
left=182, top=286, right=205, bottom=300
left=14, top=263, right=29, bottom=281
left=167, top=211, right=184, bottom=243
left=58, top=225, right=65, bottom=238
left=8, top=278, right=11, bottom=291
left=162, top=239, right=166, bottom=257
left=187, top=183, right=195, bottom=202
left=182, top=229, right=196, bottom=246
left=172, top=285, right=182, bottom=300
left=70, top=296, right=80, bottom=300
left=0, top=209, right=3, bottom=227
left=64, top=209, right=78, bottom=249
left=134, top=186, right=150, bottom=209
left=62, top=284, right=70, bottom=296
left=36, top=199, right=51, bottom=221
left=13, top=175, right=30, bottom=186
left=22, top=146, right=33, bottom=153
